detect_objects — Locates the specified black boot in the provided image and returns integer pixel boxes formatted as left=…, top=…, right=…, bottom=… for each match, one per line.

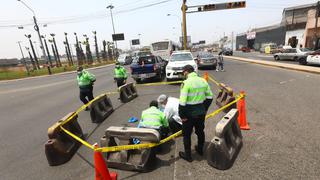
left=179, top=151, right=193, bottom=162
left=195, top=145, right=203, bottom=156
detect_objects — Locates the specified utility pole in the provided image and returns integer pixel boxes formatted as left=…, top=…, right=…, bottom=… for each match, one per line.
left=107, top=5, right=118, bottom=51
left=17, top=41, right=29, bottom=75
left=49, top=39, right=59, bottom=67
left=50, top=34, right=61, bottom=67
left=26, top=47, right=36, bottom=70
left=314, top=1, right=320, bottom=50
left=182, top=0, right=188, bottom=50
left=25, top=34, right=40, bottom=69
left=64, top=33, right=73, bottom=65
left=41, top=36, right=53, bottom=67
left=93, top=31, right=100, bottom=62
left=63, top=41, right=71, bottom=66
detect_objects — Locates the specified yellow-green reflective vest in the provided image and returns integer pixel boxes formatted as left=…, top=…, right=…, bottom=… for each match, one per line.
left=140, top=106, right=168, bottom=129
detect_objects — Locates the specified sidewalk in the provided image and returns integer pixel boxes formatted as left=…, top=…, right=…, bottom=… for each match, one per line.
left=227, top=56, right=320, bottom=74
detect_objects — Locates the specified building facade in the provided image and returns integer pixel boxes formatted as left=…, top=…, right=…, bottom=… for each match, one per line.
left=236, top=2, right=319, bottom=50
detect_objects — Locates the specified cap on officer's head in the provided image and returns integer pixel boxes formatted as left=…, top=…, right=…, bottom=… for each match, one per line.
left=183, top=64, right=194, bottom=73
left=77, top=66, right=83, bottom=72
left=157, top=94, right=168, bottom=104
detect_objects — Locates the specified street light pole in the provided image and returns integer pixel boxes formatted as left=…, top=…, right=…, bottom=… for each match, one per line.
left=18, top=0, right=51, bottom=74
left=17, top=41, right=30, bottom=75
left=107, top=5, right=118, bottom=50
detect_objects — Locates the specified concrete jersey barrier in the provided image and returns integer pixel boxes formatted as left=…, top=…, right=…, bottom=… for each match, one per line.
left=216, top=83, right=237, bottom=113
left=119, top=83, right=138, bottom=103
left=206, top=109, right=243, bottom=170
left=45, top=112, right=84, bottom=166
left=100, top=126, right=160, bottom=172
left=89, top=94, right=114, bottom=123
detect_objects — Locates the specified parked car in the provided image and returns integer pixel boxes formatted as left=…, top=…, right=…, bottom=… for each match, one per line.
left=196, top=52, right=217, bottom=69
left=241, top=47, right=251, bottom=53
left=117, top=54, right=133, bottom=65
left=273, top=48, right=313, bottom=61
left=222, top=48, right=233, bottom=56
left=166, top=51, right=197, bottom=81
left=130, top=55, right=166, bottom=83
left=299, top=50, right=320, bottom=65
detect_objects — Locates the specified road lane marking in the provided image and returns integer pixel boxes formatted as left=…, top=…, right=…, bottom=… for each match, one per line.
left=279, top=81, right=287, bottom=84
left=0, top=79, right=74, bottom=95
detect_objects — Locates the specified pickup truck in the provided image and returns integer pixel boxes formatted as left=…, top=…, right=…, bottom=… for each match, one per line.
left=130, top=55, right=166, bottom=83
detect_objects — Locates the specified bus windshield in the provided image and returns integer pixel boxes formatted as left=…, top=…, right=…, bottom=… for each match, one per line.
left=152, top=42, right=169, bottom=51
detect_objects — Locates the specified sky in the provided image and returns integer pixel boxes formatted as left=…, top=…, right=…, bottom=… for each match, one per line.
left=0, top=0, right=316, bottom=59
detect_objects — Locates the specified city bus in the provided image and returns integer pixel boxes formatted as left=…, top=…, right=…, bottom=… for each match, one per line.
left=150, top=40, right=180, bottom=61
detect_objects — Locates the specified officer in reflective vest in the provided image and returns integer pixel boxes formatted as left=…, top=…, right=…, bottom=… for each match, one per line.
left=179, top=65, right=213, bottom=162
left=77, top=66, right=96, bottom=111
left=139, top=100, right=169, bottom=139
left=114, top=62, right=128, bottom=87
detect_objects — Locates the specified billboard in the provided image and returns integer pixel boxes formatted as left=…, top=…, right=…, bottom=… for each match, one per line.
left=112, top=33, right=125, bottom=41
left=131, top=39, right=140, bottom=45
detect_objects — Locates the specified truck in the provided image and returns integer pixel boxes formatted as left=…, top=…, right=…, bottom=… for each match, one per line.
left=130, top=55, right=166, bottom=83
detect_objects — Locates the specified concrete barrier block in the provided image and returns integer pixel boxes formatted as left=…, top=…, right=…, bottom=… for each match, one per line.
left=206, top=109, right=242, bottom=170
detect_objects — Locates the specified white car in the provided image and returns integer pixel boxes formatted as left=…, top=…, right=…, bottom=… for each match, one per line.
left=300, top=50, right=320, bottom=65
left=166, top=51, right=198, bottom=80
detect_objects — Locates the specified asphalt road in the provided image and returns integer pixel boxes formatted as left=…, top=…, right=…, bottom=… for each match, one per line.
left=1, top=59, right=320, bottom=180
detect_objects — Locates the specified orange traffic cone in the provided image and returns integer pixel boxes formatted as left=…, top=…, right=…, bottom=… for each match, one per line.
left=203, top=72, right=209, bottom=82
left=94, top=144, right=118, bottom=180
left=237, top=91, right=250, bottom=130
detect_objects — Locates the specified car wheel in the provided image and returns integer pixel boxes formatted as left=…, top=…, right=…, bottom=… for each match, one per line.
left=274, top=55, right=280, bottom=61
left=299, top=58, right=307, bottom=65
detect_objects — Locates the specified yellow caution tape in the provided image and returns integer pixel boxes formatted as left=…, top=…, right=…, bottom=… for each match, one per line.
left=136, top=80, right=183, bottom=87
left=208, top=75, right=221, bottom=87
left=60, top=91, right=118, bottom=126
left=60, top=126, right=94, bottom=150
left=55, top=77, right=244, bottom=153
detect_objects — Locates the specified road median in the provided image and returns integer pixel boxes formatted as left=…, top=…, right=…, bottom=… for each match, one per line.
left=227, top=56, right=320, bottom=74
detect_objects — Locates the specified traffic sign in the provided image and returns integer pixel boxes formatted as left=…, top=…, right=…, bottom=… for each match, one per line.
left=187, top=1, right=246, bottom=13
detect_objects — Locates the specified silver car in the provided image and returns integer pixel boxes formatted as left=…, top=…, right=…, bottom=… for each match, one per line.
left=196, top=52, right=217, bottom=69
left=273, top=48, right=313, bottom=61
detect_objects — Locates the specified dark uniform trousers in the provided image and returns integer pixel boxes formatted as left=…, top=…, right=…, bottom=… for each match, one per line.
left=116, top=78, right=125, bottom=88
left=182, top=114, right=206, bottom=155
left=79, top=85, right=94, bottom=104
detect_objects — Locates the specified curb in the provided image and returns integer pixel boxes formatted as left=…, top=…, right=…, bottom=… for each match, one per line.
left=227, top=56, right=320, bottom=75
left=0, top=63, right=115, bottom=83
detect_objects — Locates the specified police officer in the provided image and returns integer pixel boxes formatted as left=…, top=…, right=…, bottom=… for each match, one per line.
left=179, top=65, right=213, bottom=162
left=77, top=66, right=96, bottom=111
left=114, top=62, right=128, bottom=87
left=139, top=100, right=169, bottom=139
